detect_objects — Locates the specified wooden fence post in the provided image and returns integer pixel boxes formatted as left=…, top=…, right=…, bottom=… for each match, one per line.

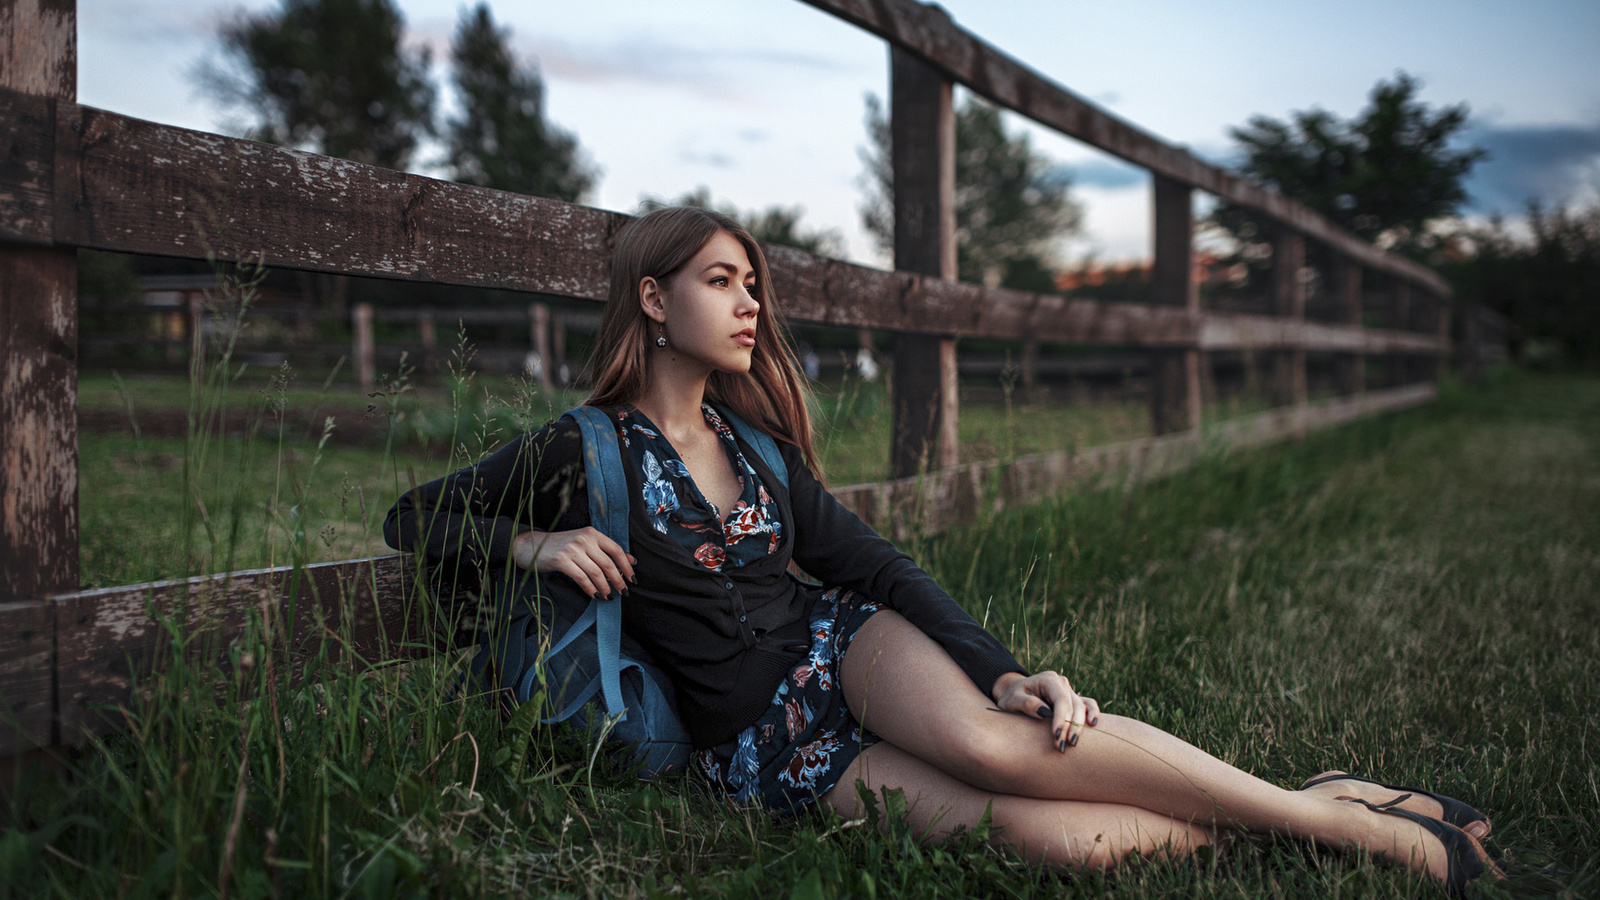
left=1461, top=302, right=1483, bottom=384
left=1385, top=280, right=1412, bottom=387
left=1149, top=174, right=1200, bottom=434
left=418, top=308, right=438, bottom=375
left=889, top=45, right=958, bottom=477
left=529, top=302, right=554, bottom=393
left=186, top=289, right=204, bottom=362
left=353, top=302, right=374, bottom=393
left=1434, top=293, right=1451, bottom=384
left=551, top=313, right=568, bottom=385
left=1332, top=257, right=1364, bottom=396
left=1268, top=227, right=1307, bottom=408
left=0, top=0, right=78, bottom=757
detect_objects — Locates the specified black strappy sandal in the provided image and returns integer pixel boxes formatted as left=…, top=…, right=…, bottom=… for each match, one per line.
left=1301, top=771, right=1492, bottom=838
left=1353, top=796, right=1502, bottom=896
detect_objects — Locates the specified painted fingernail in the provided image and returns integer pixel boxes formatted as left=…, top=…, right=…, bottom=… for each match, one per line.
left=1035, top=706, right=1050, bottom=719
left=1090, top=716, right=1099, bottom=727
left=1057, top=739, right=1066, bottom=753
left=1069, top=733, right=1079, bottom=747
left=1054, top=726, right=1062, bottom=739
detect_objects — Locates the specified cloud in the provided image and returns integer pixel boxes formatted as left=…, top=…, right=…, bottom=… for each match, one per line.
left=1062, top=158, right=1145, bottom=191
left=518, top=34, right=845, bottom=103
left=83, top=0, right=225, bottom=43
left=679, top=149, right=736, bottom=169
left=1464, top=121, right=1600, bottom=212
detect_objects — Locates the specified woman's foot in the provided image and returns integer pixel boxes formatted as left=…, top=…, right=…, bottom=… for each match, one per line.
left=1350, top=796, right=1504, bottom=894
left=1301, top=771, right=1491, bottom=840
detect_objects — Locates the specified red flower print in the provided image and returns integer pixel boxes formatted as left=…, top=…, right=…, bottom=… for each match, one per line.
left=784, top=698, right=811, bottom=738
left=792, top=664, right=813, bottom=688
left=725, top=504, right=766, bottom=544
left=693, top=542, right=726, bottom=570
left=781, top=732, right=841, bottom=790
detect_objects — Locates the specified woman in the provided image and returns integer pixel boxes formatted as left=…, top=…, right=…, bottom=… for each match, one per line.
left=386, top=207, right=1496, bottom=890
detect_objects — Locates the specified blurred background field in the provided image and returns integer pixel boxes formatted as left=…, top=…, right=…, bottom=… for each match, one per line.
left=77, top=366, right=1172, bottom=587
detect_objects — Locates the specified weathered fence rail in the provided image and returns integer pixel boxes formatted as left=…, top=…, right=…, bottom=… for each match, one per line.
left=0, top=0, right=1510, bottom=758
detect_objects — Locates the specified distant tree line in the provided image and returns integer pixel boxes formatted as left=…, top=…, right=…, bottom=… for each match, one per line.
left=1215, top=72, right=1595, bottom=366
left=1441, top=204, right=1600, bottom=365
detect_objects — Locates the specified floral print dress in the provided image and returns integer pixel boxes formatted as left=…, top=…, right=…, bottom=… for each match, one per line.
left=616, top=405, right=882, bottom=816
left=618, top=404, right=782, bottom=572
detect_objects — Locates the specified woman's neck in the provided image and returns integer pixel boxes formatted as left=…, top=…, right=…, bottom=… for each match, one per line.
left=631, top=366, right=711, bottom=442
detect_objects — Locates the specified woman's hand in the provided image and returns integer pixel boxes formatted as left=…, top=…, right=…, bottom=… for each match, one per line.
left=991, top=670, right=1100, bottom=752
left=513, top=527, right=636, bottom=600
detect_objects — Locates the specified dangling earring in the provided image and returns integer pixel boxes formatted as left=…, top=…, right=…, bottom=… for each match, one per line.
left=655, top=324, right=667, bottom=348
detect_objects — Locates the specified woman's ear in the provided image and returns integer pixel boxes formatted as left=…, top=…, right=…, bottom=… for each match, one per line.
left=639, top=276, right=667, bottom=324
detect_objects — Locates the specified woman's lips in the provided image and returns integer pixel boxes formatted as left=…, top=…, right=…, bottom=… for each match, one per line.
left=734, top=328, right=756, bottom=347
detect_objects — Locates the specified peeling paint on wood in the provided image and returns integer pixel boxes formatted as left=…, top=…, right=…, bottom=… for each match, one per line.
left=50, top=555, right=424, bottom=743
left=0, top=245, right=78, bottom=611
left=0, top=600, right=53, bottom=752
left=0, top=0, right=74, bottom=99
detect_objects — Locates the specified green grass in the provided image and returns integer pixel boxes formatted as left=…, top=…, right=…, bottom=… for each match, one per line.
left=20, top=367, right=1598, bottom=897
left=79, top=371, right=1155, bottom=585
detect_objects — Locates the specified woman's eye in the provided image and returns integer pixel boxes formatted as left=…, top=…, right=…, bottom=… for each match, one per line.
left=711, top=276, right=729, bottom=286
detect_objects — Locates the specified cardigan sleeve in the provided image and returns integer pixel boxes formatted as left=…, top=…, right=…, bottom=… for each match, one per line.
left=383, top=420, right=590, bottom=590
left=779, top=443, right=1027, bottom=699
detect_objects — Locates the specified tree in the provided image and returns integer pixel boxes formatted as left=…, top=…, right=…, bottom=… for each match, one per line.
left=640, top=188, right=845, bottom=257
left=447, top=4, right=595, bottom=201
left=1442, top=200, right=1600, bottom=365
left=859, top=93, right=1081, bottom=290
left=204, top=0, right=435, bottom=171
left=1218, top=72, right=1485, bottom=259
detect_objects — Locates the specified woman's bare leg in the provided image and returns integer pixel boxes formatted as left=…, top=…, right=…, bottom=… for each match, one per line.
left=821, top=741, right=1217, bottom=870
left=839, top=611, right=1470, bottom=883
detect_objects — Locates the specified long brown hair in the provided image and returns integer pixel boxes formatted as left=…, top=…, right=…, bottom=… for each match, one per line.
left=585, top=207, right=823, bottom=478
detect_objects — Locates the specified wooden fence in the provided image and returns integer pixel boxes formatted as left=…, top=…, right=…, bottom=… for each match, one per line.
left=0, top=0, right=1511, bottom=757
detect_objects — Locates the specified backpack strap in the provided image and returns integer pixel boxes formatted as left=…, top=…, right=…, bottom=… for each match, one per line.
left=713, top=404, right=789, bottom=489
left=560, top=406, right=630, bottom=720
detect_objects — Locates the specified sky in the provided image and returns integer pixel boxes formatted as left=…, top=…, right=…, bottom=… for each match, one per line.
left=79, top=0, right=1600, bottom=267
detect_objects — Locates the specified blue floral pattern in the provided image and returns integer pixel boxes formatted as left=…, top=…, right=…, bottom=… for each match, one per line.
left=695, top=587, right=883, bottom=816
left=616, top=405, right=783, bottom=570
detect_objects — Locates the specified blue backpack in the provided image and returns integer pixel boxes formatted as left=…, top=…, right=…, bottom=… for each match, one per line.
left=481, top=404, right=788, bottom=780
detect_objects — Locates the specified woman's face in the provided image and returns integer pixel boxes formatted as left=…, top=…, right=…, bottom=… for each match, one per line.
left=645, top=230, right=761, bottom=376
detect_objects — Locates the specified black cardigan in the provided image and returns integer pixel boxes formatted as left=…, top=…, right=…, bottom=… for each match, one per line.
left=383, top=411, right=1025, bottom=747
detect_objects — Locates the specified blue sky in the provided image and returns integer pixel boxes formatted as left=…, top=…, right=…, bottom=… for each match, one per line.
left=80, top=0, right=1600, bottom=264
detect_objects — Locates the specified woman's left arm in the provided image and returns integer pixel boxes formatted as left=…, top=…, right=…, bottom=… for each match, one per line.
left=780, top=445, right=1029, bottom=700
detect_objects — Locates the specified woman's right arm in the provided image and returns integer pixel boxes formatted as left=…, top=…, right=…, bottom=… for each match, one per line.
left=384, top=424, right=581, bottom=586
left=383, top=421, right=633, bottom=598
